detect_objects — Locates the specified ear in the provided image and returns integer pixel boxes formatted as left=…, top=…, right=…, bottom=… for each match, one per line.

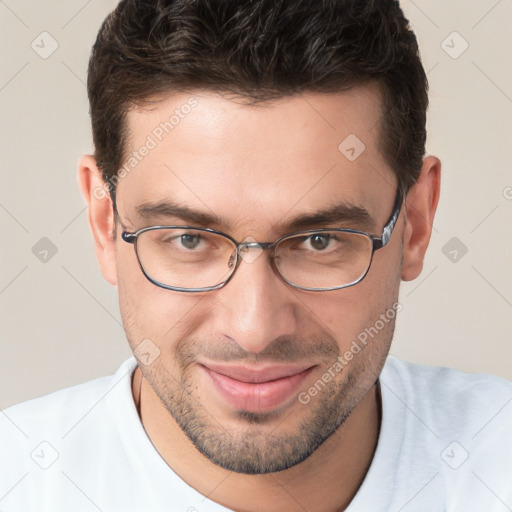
left=77, top=155, right=118, bottom=286
left=401, top=156, right=441, bottom=281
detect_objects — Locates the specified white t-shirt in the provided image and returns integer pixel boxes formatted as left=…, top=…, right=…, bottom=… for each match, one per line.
left=1, top=355, right=511, bottom=512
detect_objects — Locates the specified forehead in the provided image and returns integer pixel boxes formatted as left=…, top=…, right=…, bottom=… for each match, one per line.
left=118, top=84, right=395, bottom=235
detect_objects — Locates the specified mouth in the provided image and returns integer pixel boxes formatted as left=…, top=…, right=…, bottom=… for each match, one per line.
left=198, top=362, right=317, bottom=413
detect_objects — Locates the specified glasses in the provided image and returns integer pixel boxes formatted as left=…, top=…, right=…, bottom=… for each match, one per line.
left=120, top=189, right=403, bottom=292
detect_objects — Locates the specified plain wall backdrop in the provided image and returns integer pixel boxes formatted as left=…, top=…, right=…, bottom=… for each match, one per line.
left=1, top=0, right=511, bottom=408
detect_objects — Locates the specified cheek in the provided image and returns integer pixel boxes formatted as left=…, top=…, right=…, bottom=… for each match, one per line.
left=300, top=247, right=401, bottom=352
left=116, top=245, right=206, bottom=353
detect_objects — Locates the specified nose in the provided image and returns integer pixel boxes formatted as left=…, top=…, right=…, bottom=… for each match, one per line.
left=212, top=246, right=299, bottom=354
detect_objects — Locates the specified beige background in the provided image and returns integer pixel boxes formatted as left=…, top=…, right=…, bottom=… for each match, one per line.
left=1, top=0, right=511, bottom=409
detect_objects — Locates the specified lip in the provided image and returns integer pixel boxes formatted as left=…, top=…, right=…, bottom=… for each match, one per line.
left=199, top=362, right=316, bottom=412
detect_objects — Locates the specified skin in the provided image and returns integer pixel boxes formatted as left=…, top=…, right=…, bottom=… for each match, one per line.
left=78, top=83, right=440, bottom=512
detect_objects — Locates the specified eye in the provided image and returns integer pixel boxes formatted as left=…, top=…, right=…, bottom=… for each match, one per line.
left=307, top=233, right=332, bottom=251
left=180, top=233, right=201, bottom=250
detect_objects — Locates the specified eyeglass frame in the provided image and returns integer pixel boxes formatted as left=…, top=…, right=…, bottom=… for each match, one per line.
left=118, top=187, right=404, bottom=293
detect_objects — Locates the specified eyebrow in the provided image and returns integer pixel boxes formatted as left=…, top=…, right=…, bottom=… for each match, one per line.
left=136, top=202, right=225, bottom=227
left=135, top=199, right=375, bottom=233
left=284, top=203, right=375, bottom=232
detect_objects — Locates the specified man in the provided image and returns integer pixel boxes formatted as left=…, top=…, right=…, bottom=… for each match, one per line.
left=1, top=0, right=510, bottom=511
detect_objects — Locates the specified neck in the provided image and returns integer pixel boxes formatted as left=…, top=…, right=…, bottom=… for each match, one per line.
left=132, top=367, right=380, bottom=512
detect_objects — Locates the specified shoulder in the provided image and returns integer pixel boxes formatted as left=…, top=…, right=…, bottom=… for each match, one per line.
left=381, top=355, right=512, bottom=432
left=379, top=355, right=512, bottom=507
left=382, top=354, right=512, bottom=402
left=0, top=357, right=137, bottom=467
left=1, top=358, right=137, bottom=437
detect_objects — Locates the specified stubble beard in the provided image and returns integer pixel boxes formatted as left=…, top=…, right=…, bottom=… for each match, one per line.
left=140, top=355, right=377, bottom=474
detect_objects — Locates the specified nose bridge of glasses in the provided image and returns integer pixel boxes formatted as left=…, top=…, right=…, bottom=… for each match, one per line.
left=236, top=240, right=274, bottom=254
left=232, top=240, right=276, bottom=269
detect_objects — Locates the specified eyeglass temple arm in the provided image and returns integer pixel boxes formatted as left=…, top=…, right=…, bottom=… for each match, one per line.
left=122, top=232, right=137, bottom=244
left=110, top=191, right=137, bottom=244
left=372, top=188, right=404, bottom=251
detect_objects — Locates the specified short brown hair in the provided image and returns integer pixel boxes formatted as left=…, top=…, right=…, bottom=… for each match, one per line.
left=87, top=0, right=428, bottom=199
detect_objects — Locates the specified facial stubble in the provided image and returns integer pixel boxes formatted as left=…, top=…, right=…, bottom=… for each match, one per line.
left=136, top=327, right=393, bottom=475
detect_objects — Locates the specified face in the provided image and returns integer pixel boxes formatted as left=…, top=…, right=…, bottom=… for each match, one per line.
left=102, top=85, right=406, bottom=473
